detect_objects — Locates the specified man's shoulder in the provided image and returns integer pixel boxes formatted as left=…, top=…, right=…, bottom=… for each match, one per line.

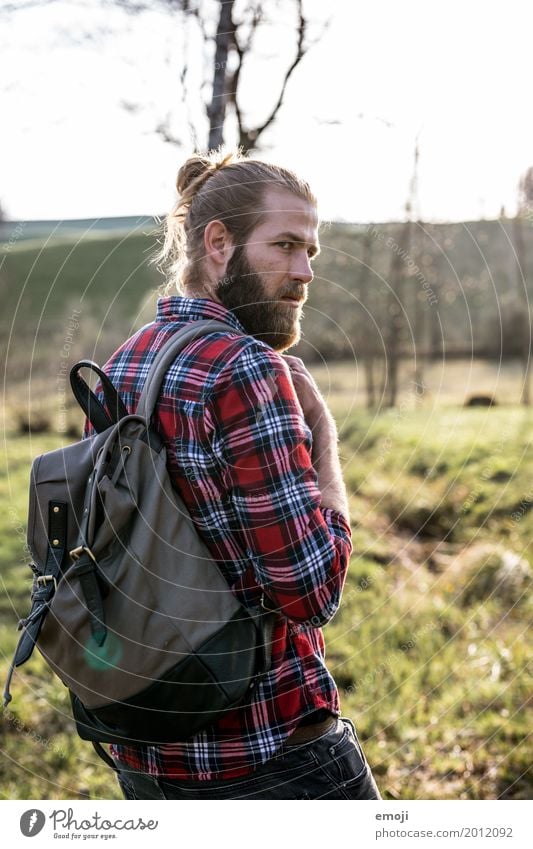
left=103, top=320, right=291, bottom=398
left=203, top=331, right=294, bottom=393
left=202, top=329, right=283, bottom=370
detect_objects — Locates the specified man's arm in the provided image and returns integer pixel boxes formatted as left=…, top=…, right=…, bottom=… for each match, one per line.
left=283, top=354, right=350, bottom=521
left=206, top=341, right=352, bottom=626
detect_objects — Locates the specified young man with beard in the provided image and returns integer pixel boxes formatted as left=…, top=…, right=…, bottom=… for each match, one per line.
left=89, top=150, right=381, bottom=800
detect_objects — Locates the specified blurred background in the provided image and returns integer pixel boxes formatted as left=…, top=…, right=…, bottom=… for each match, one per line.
left=0, top=0, right=531, bottom=800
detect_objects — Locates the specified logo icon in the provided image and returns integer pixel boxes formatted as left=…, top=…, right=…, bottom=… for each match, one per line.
left=20, top=809, right=46, bottom=837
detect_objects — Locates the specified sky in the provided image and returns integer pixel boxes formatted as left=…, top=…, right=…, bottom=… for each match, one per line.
left=0, top=0, right=532, bottom=223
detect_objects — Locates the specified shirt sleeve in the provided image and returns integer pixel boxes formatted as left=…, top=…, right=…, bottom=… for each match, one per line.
left=206, top=341, right=352, bottom=626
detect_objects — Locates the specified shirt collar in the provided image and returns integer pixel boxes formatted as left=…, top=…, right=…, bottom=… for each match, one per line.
left=156, top=296, right=248, bottom=336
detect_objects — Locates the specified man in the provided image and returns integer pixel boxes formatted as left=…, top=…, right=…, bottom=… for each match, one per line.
left=90, top=150, right=381, bottom=799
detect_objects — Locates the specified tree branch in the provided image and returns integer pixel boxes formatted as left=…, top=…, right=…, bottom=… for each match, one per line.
left=235, top=0, right=309, bottom=150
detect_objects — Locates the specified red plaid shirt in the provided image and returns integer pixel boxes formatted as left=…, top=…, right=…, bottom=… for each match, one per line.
left=85, top=296, right=352, bottom=780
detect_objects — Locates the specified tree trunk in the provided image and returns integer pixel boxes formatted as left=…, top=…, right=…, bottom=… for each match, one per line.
left=364, top=357, right=377, bottom=408
left=412, top=225, right=426, bottom=389
left=207, top=0, right=235, bottom=151
left=512, top=216, right=531, bottom=405
left=361, top=228, right=377, bottom=407
left=384, top=221, right=411, bottom=407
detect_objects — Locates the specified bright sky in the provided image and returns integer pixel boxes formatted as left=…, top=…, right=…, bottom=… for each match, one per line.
left=1, top=0, right=531, bottom=223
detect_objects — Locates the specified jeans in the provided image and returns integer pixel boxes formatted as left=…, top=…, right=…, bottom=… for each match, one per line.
left=115, top=717, right=382, bottom=800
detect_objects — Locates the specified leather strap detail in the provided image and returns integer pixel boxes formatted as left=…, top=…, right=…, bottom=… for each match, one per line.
left=70, top=360, right=129, bottom=433
left=70, top=553, right=107, bottom=646
left=3, top=501, right=68, bottom=704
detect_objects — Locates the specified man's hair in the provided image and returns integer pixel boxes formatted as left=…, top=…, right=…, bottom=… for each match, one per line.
left=152, top=148, right=317, bottom=293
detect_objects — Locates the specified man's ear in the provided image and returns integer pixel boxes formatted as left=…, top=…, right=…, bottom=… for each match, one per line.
left=204, top=220, right=235, bottom=272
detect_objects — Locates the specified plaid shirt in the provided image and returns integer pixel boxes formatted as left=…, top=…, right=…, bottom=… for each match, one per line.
left=85, top=296, right=352, bottom=780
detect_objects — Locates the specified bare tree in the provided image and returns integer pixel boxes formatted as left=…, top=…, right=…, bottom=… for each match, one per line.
left=157, top=0, right=319, bottom=153
left=358, top=226, right=380, bottom=408
left=225, top=0, right=313, bottom=152
left=382, top=140, right=421, bottom=407
left=383, top=219, right=411, bottom=407
left=2, top=0, right=321, bottom=153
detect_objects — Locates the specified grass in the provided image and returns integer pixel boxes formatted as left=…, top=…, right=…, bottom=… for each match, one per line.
left=1, top=375, right=531, bottom=800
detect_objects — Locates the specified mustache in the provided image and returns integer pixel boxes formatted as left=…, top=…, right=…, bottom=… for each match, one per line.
left=220, top=277, right=306, bottom=305
left=278, top=288, right=306, bottom=301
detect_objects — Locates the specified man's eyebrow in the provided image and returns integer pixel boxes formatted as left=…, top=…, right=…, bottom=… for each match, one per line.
left=273, top=231, right=321, bottom=257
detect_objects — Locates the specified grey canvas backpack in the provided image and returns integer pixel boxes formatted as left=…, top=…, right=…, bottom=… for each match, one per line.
left=4, top=319, right=277, bottom=763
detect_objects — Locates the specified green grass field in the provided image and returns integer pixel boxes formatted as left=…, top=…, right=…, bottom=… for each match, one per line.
left=1, top=384, right=531, bottom=800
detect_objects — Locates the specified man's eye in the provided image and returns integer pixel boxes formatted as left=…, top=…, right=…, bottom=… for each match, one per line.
left=276, top=241, right=292, bottom=249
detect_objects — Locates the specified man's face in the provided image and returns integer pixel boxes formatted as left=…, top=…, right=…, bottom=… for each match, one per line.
left=214, top=188, right=319, bottom=352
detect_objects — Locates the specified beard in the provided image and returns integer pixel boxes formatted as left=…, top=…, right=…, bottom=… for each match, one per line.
left=214, top=245, right=304, bottom=352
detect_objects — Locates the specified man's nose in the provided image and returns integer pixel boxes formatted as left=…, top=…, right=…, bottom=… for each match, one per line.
left=288, top=252, right=314, bottom=285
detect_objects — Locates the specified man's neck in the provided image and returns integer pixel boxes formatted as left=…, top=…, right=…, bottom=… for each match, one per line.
left=183, top=285, right=222, bottom=305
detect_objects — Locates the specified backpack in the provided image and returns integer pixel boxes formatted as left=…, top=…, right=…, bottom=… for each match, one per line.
left=4, top=319, right=277, bottom=765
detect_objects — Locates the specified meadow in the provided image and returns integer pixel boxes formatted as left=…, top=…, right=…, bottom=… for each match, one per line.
left=0, top=227, right=531, bottom=799
left=0, top=365, right=531, bottom=800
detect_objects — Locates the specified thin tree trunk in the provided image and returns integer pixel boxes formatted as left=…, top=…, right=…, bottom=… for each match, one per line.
left=207, top=0, right=235, bottom=150
left=360, top=227, right=377, bottom=407
left=412, top=224, right=426, bottom=389
left=364, top=357, right=376, bottom=408
left=384, top=221, right=411, bottom=407
left=512, top=216, right=531, bottom=405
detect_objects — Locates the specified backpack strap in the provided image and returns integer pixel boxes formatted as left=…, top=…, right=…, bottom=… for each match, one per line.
left=70, top=360, right=129, bottom=433
left=136, top=319, right=239, bottom=421
left=3, top=500, right=68, bottom=706
left=135, top=317, right=279, bottom=683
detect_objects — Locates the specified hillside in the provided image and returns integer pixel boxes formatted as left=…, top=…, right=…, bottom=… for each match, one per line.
left=1, top=218, right=531, bottom=388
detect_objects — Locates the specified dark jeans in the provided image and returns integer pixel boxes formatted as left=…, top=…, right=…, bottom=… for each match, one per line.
left=115, top=717, right=382, bottom=800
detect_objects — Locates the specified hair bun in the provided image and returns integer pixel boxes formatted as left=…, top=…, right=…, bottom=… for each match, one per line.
left=176, top=155, right=213, bottom=195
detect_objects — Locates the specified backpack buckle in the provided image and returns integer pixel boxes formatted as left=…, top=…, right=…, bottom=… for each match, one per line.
left=35, top=575, right=58, bottom=592
left=70, top=545, right=97, bottom=564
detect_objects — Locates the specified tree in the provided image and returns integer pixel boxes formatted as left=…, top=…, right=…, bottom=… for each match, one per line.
left=128, top=0, right=319, bottom=152
left=357, top=226, right=382, bottom=408
left=512, top=166, right=532, bottom=404
left=518, top=166, right=533, bottom=215
left=1, top=0, right=322, bottom=154
left=382, top=140, right=420, bottom=408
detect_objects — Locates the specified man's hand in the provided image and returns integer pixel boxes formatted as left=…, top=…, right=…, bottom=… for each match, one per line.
left=283, top=355, right=350, bottom=521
